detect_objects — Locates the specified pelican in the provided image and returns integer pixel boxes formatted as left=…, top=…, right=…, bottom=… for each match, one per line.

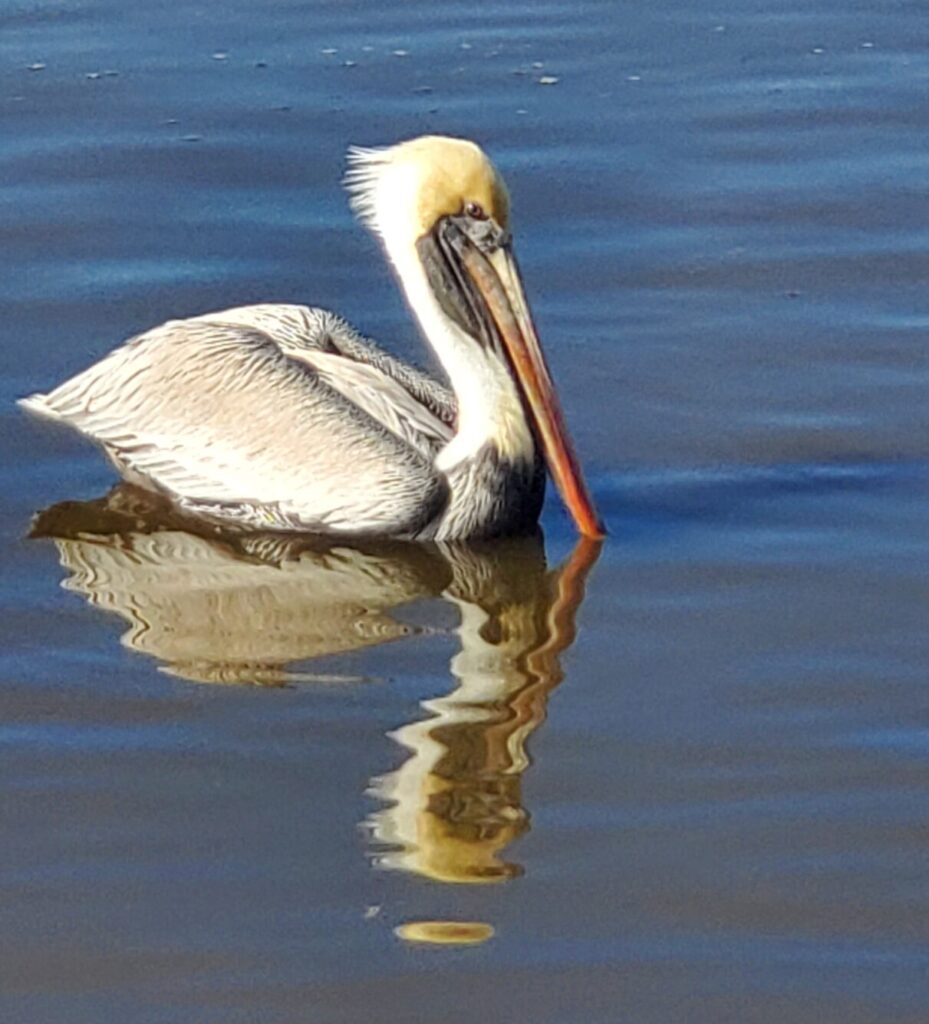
left=20, top=135, right=603, bottom=541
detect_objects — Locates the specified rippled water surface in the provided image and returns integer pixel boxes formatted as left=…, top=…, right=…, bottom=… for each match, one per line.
left=4, top=2, right=929, bottom=1021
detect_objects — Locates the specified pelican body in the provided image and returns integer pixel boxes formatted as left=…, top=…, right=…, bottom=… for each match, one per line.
left=21, top=136, right=603, bottom=541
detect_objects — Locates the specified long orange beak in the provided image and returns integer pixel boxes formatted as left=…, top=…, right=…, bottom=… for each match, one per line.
left=458, top=242, right=606, bottom=539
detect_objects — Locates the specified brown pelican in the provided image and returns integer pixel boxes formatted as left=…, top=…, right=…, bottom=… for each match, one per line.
left=20, top=135, right=603, bottom=541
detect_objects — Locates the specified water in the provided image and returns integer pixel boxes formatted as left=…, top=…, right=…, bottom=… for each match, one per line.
left=3, top=1, right=929, bottom=1020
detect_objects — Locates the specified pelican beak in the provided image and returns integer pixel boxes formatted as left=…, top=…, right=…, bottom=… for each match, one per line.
left=455, top=239, right=606, bottom=539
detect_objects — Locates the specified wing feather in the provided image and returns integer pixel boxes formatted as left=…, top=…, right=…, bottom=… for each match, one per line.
left=21, top=307, right=450, bottom=535
left=191, top=304, right=457, bottom=427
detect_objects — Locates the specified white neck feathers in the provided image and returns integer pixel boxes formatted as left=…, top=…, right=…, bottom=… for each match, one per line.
left=344, top=143, right=534, bottom=470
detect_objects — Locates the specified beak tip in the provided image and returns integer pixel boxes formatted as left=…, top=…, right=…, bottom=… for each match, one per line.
left=578, top=515, right=607, bottom=540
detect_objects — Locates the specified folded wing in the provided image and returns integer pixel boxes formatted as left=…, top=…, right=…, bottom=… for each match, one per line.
left=21, top=305, right=454, bottom=535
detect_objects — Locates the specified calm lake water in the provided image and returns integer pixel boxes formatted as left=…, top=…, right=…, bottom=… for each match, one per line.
left=3, top=1, right=929, bottom=1021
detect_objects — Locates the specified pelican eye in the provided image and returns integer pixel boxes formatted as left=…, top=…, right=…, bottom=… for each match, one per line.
left=464, top=201, right=487, bottom=221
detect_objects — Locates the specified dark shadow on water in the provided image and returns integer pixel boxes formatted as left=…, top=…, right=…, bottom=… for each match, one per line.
left=31, top=484, right=600, bottom=885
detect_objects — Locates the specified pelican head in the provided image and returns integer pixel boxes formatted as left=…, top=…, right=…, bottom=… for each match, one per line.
left=345, top=136, right=604, bottom=539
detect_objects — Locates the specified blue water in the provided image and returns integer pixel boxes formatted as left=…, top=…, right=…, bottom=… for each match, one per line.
left=3, top=1, right=929, bottom=1021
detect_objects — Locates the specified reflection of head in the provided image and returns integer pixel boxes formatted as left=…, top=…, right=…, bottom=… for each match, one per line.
left=371, top=750, right=528, bottom=883
left=368, top=538, right=598, bottom=883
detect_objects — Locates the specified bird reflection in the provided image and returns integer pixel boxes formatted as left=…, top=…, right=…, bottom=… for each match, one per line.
left=368, top=538, right=597, bottom=883
left=32, top=484, right=599, bottom=882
